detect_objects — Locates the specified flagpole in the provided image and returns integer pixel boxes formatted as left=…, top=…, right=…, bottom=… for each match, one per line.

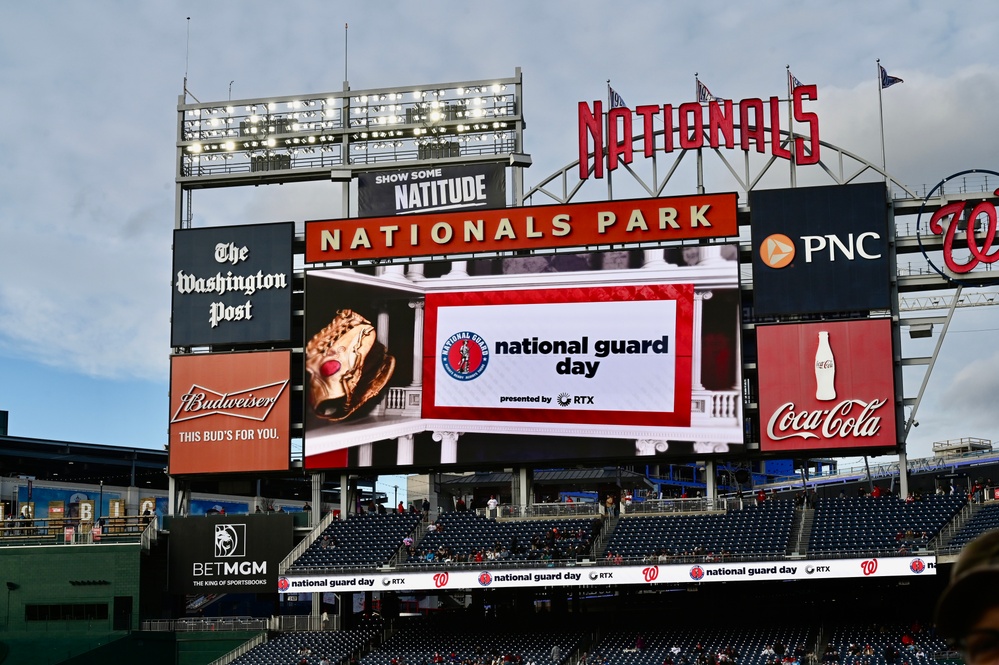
left=877, top=58, right=887, bottom=176
left=694, top=73, right=704, bottom=194
left=787, top=65, right=796, bottom=187
left=606, top=79, right=613, bottom=201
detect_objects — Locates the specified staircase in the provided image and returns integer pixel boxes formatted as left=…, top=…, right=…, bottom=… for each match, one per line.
left=787, top=507, right=815, bottom=556
left=593, top=515, right=619, bottom=559
left=934, top=500, right=979, bottom=550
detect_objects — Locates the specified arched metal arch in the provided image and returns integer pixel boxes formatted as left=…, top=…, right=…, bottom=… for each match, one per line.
left=524, top=127, right=919, bottom=204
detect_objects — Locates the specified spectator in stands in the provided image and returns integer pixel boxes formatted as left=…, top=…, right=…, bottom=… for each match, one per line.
left=303, top=502, right=311, bottom=511
left=422, top=498, right=431, bottom=520
left=552, top=644, right=561, bottom=665
left=398, top=501, right=405, bottom=514
left=456, top=496, right=467, bottom=512
left=757, top=489, right=767, bottom=505
left=487, top=495, right=499, bottom=517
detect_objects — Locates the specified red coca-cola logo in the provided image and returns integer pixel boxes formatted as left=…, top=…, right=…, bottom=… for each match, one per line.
left=861, top=559, right=878, bottom=576
left=433, top=572, right=449, bottom=588
left=643, top=566, right=659, bottom=582
left=767, top=398, right=887, bottom=441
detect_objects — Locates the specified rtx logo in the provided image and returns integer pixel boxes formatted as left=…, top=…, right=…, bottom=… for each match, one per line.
left=215, top=524, right=246, bottom=558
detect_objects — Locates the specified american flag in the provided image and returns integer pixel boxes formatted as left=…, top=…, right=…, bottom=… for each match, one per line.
left=788, top=70, right=805, bottom=91
left=880, top=65, right=904, bottom=89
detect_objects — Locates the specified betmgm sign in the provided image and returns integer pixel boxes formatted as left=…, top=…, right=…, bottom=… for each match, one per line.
left=169, top=514, right=292, bottom=594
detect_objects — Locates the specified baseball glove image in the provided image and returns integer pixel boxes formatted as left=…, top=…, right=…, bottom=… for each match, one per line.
left=305, top=309, right=396, bottom=421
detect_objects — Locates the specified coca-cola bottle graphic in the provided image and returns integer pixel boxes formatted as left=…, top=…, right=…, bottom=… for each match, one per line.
left=815, top=330, right=836, bottom=401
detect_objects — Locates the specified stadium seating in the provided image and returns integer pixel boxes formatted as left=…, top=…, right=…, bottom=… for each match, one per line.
left=290, top=512, right=423, bottom=571
left=824, top=622, right=948, bottom=665
left=229, top=629, right=378, bottom=665
left=401, top=511, right=600, bottom=566
left=807, top=495, right=966, bottom=556
left=604, top=500, right=794, bottom=561
left=359, top=626, right=586, bottom=665
left=942, top=500, right=999, bottom=550
left=590, top=625, right=815, bottom=665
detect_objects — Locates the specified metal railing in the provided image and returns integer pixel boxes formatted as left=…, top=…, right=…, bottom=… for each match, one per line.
left=208, top=632, right=269, bottom=665
left=0, top=515, right=153, bottom=546
left=141, top=617, right=268, bottom=632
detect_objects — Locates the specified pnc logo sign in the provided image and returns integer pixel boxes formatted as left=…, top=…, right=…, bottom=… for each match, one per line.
left=760, top=234, right=795, bottom=268
left=749, top=183, right=891, bottom=316
left=760, top=232, right=882, bottom=269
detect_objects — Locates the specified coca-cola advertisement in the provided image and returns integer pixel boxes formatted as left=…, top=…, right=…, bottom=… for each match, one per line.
left=757, top=319, right=898, bottom=453
left=169, top=350, right=291, bottom=475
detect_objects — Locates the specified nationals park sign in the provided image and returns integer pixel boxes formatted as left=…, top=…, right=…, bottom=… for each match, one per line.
left=305, top=194, right=737, bottom=263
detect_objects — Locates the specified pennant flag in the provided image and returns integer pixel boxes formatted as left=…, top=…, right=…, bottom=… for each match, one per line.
left=880, top=65, right=904, bottom=89
left=608, top=84, right=628, bottom=109
left=788, top=70, right=805, bottom=91
left=697, top=79, right=721, bottom=103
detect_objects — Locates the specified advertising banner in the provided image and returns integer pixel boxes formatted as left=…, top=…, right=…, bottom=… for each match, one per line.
left=169, top=350, right=291, bottom=475
left=424, top=285, right=692, bottom=427
left=170, top=514, right=292, bottom=594
left=172, top=222, right=293, bottom=347
left=357, top=163, right=506, bottom=217
left=757, top=319, right=898, bottom=452
left=278, top=555, right=934, bottom=593
left=304, top=244, right=741, bottom=471
left=750, top=183, right=890, bottom=316
left=306, top=194, right=738, bottom=263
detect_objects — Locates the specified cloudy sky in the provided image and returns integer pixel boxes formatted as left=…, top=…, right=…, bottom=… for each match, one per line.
left=1, top=0, right=998, bottom=476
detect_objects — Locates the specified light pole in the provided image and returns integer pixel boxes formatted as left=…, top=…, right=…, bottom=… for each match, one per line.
left=98, top=481, right=104, bottom=523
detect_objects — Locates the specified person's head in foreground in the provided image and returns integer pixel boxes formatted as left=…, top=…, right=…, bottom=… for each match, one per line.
left=936, top=529, right=999, bottom=664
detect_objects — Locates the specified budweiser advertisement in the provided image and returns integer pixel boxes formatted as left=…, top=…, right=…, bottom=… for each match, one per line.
left=305, top=194, right=737, bottom=263
left=750, top=182, right=891, bottom=317
left=757, top=319, right=898, bottom=453
left=169, top=350, right=291, bottom=475
left=304, top=244, right=741, bottom=471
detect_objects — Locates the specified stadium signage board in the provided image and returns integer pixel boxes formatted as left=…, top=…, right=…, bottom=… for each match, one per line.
left=756, top=319, right=897, bottom=453
left=305, top=194, right=737, bottom=263
left=170, top=514, right=292, bottom=594
left=578, top=86, right=819, bottom=180
left=277, top=555, right=933, bottom=593
left=303, top=247, right=741, bottom=471
left=423, top=284, right=692, bottom=427
left=750, top=182, right=891, bottom=316
left=171, top=222, right=293, bottom=347
left=357, top=163, right=507, bottom=217
left=169, top=350, right=291, bottom=475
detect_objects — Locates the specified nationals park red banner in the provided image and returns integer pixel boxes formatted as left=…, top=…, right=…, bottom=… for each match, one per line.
left=305, top=194, right=737, bottom=263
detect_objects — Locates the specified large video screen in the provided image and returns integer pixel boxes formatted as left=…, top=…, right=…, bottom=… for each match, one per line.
left=303, top=245, right=742, bottom=471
